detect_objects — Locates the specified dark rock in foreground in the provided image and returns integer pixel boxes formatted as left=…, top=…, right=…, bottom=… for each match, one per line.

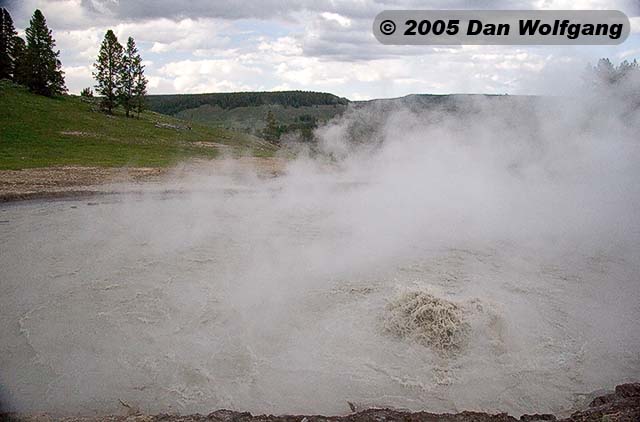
left=2, top=383, right=638, bottom=422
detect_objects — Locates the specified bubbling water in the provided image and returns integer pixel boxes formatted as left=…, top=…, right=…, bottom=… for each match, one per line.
left=383, top=290, right=468, bottom=355
left=1, top=94, right=640, bottom=417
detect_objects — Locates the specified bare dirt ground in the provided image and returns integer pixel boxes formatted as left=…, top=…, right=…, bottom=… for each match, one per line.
left=0, top=158, right=286, bottom=202
left=1, top=384, right=638, bottom=422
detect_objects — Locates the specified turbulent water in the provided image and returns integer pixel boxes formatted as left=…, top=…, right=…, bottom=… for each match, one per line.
left=1, top=96, right=640, bottom=417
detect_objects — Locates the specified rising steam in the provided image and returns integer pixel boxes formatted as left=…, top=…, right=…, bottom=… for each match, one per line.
left=1, top=88, right=639, bottom=417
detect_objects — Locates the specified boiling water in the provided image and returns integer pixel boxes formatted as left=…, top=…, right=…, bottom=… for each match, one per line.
left=0, top=179, right=638, bottom=417
left=1, top=99, right=640, bottom=416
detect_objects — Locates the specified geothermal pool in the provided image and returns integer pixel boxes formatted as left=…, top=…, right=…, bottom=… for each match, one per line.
left=2, top=100, right=640, bottom=417
left=0, top=172, right=638, bottom=417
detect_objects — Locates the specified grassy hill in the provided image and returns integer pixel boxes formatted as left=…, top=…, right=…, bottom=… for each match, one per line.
left=174, top=103, right=347, bottom=134
left=0, top=81, right=277, bottom=170
left=147, top=91, right=349, bottom=136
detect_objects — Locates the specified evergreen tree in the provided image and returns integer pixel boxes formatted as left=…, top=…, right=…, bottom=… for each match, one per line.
left=0, top=7, right=17, bottom=80
left=594, top=58, right=616, bottom=85
left=132, top=50, right=147, bottom=118
left=11, top=35, right=27, bottom=85
left=119, top=37, right=138, bottom=117
left=24, top=9, right=66, bottom=96
left=586, top=58, right=640, bottom=91
left=94, top=29, right=123, bottom=113
left=262, top=110, right=280, bottom=142
left=80, top=86, right=93, bottom=97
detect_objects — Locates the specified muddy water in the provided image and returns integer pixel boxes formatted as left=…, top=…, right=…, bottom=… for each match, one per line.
left=1, top=187, right=639, bottom=417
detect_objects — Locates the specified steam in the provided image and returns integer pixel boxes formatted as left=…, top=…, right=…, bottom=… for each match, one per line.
left=1, top=91, right=639, bottom=417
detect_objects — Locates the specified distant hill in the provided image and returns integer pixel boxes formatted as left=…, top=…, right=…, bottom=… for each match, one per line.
left=147, top=91, right=349, bottom=115
left=330, top=93, right=546, bottom=147
left=0, top=81, right=276, bottom=170
left=147, top=91, right=350, bottom=138
left=144, top=90, right=548, bottom=144
left=351, top=93, right=539, bottom=110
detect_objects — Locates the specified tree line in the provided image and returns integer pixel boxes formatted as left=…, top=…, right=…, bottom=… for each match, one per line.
left=1, top=7, right=148, bottom=117
left=583, top=58, right=640, bottom=109
left=585, top=58, right=639, bottom=91
left=146, top=91, right=349, bottom=115
left=261, top=110, right=320, bottom=143
left=0, top=7, right=65, bottom=96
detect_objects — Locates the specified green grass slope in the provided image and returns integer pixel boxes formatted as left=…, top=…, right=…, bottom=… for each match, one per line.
left=174, top=103, right=347, bottom=133
left=0, top=81, right=276, bottom=170
left=147, top=91, right=349, bottom=135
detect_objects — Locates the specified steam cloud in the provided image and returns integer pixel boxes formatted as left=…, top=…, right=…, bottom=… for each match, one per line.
left=1, top=90, right=639, bottom=417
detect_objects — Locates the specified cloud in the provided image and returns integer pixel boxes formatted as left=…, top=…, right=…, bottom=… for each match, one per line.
left=258, top=36, right=303, bottom=55
left=157, top=59, right=264, bottom=93
left=62, top=64, right=94, bottom=92
left=320, top=12, right=352, bottom=28
left=4, top=0, right=639, bottom=97
left=106, top=18, right=233, bottom=53
left=66, top=0, right=640, bottom=22
left=80, top=0, right=327, bottom=21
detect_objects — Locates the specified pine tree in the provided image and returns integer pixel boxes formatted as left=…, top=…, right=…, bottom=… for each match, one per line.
left=263, top=110, right=280, bottom=142
left=593, top=58, right=616, bottom=86
left=11, top=35, right=27, bottom=85
left=80, top=86, right=93, bottom=97
left=94, top=30, right=123, bottom=114
left=119, top=37, right=138, bottom=117
left=132, top=49, right=147, bottom=118
left=0, top=7, right=18, bottom=80
left=24, top=9, right=66, bottom=96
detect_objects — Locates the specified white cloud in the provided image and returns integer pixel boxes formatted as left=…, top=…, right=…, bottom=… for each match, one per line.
left=158, top=59, right=263, bottom=93
left=531, top=0, right=637, bottom=10
left=62, top=65, right=94, bottom=93
left=258, top=36, right=303, bottom=55
left=320, top=12, right=352, bottom=28
left=6, top=0, right=638, bottom=97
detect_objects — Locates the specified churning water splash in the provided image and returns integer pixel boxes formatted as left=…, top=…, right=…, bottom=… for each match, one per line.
left=382, top=290, right=469, bottom=355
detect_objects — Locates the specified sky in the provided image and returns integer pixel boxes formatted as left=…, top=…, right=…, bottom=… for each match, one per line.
left=3, top=0, right=640, bottom=99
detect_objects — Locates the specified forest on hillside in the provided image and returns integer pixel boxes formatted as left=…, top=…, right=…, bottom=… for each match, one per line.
left=146, top=91, right=350, bottom=115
